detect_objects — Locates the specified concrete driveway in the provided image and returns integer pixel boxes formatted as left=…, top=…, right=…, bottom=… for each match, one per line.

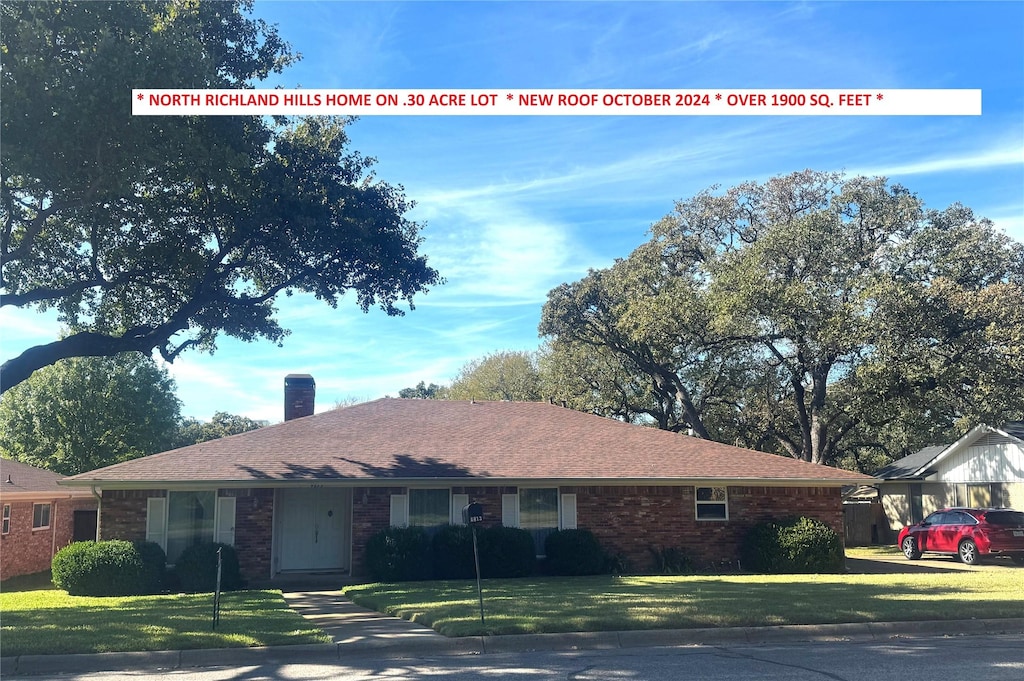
left=845, top=552, right=1022, bottom=574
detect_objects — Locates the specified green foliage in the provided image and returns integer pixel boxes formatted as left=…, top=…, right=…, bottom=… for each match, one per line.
left=0, top=354, right=180, bottom=474
left=431, top=525, right=476, bottom=580
left=365, top=527, right=432, bottom=582
left=175, top=412, right=267, bottom=448
left=648, top=546, right=694, bottom=575
left=447, top=351, right=542, bottom=402
left=478, top=526, right=536, bottom=578
left=540, top=170, right=1024, bottom=468
left=742, top=517, right=844, bottom=574
left=367, top=525, right=536, bottom=582
left=0, top=0, right=440, bottom=393
left=543, top=529, right=607, bottom=576
left=132, top=541, right=168, bottom=594
left=174, top=543, right=244, bottom=593
left=51, top=540, right=156, bottom=596
left=398, top=382, right=448, bottom=399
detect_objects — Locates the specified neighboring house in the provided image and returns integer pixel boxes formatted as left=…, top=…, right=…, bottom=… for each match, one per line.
left=0, top=458, right=98, bottom=580
left=61, top=378, right=869, bottom=582
left=875, top=422, right=1024, bottom=538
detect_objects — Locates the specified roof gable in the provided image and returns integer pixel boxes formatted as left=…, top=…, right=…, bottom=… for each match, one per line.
left=1, top=458, right=87, bottom=498
left=63, top=399, right=869, bottom=486
left=875, top=423, right=1024, bottom=482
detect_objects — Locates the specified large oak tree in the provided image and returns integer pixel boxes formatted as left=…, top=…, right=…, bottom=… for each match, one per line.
left=1, top=1, right=440, bottom=393
left=541, top=170, right=1024, bottom=468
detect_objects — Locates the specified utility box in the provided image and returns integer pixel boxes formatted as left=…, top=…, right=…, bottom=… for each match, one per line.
left=462, top=502, right=484, bottom=525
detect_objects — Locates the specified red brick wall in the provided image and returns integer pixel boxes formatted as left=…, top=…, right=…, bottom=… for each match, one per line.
left=350, top=486, right=405, bottom=577
left=100, top=488, right=274, bottom=583
left=565, top=484, right=844, bottom=572
left=221, top=488, right=274, bottom=582
left=95, top=483, right=844, bottom=580
left=100, top=489, right=161, bottom=541
left=0, top=496, right=98, bottom=580
left=451, top=485, right=517, bottom=529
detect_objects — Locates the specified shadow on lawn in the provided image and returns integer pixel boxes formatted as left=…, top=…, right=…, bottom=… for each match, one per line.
left=347, top=572, right=1023, bottom=637
left=0, top=591, right=328, bottom=656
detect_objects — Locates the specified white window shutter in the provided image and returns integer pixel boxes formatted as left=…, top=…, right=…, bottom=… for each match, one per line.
left=501, top=493, right=520, bottom=528
left=215, top=497, right=236, bottom=545
left=451, top=494, right=469, bottom=525
left=560, top=494, right=577, bottom=530
left=390, top=494, right=409, bottom=528
left=146, top=497, right=167, bottom=551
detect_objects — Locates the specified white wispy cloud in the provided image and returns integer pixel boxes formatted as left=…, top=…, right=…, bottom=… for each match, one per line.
left=852, top=146, right=1023, bottom=178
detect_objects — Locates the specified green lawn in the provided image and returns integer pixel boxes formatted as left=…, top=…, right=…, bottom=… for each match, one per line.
left=845, top=545, right=904, bottom=558
left=0, top=588, right=331, bottom=656
left=342, top=570, right=1024, bottom=637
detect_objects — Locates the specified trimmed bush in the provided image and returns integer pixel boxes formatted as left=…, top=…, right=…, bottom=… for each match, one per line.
left=478, top=526, right=536, bottom=578
left=431, top=525, right=476, bottom=580
left=741, top=516, right=844, bottom=574
left=544, top=529, right=607, bottom=576
left=132, top=540, right=167, bottom=594
left=174, top=542, right=244, bottom=593
left=52, top=540, right=149, bottom=596
left=365, top=526, right=432, bottom=582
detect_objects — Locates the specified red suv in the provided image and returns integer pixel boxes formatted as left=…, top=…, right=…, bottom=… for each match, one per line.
left=898, top=508, right=1024, bottom=565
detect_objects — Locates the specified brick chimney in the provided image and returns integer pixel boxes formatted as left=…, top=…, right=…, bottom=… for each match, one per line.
left=284, top=374, right=315, bottom=421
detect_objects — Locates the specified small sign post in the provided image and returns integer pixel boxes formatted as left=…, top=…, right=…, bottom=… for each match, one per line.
left=462, top=503, right=485, bottom=630
left=212, top=546, right=223, bottom=630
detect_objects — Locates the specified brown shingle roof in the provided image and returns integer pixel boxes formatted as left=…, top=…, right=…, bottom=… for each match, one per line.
left=1, top=458, right=90, bottom=498
left=62, top=399, right=869, bottom=486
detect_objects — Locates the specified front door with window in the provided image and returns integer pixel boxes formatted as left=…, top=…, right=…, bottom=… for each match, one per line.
left=275, top=488, right=351, bottom=573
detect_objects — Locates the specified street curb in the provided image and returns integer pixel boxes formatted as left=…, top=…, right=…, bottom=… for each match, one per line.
left=4, top=619, right=1023, bottom=676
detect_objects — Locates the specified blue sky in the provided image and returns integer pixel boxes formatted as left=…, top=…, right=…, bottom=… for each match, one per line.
left=3, top=1, right=1022, bottom=422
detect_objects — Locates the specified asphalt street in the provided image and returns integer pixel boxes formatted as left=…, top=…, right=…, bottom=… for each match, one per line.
left=9, top=635, right=1023, bottom=681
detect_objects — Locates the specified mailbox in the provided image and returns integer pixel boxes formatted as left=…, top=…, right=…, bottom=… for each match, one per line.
left=462, top=502, right=484, bottom=525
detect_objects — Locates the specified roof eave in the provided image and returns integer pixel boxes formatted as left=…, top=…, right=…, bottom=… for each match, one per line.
left=60, top=475, right=867, bottom=490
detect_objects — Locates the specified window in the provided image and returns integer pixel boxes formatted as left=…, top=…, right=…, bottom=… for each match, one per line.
left=408, top=489, right=450, bottom=531
left=695, top=487, right=728, bottom=520
left=166, top=491, right=216, bottom=564
left=519, top=488, right=559, bottom=555
left=32, top=503, right=51, bottom=529
left=2, top=504, right=10, bottom=534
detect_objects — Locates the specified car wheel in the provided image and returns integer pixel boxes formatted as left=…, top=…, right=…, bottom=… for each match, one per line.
left=958, top=539, right=980, bottom=565
left=1011, top=554, right=1024, bottom=566
left=901, top=536, right=921, bottom=560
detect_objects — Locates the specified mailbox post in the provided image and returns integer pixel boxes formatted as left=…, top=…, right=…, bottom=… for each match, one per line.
left=462, top=502, right=485, bottom=630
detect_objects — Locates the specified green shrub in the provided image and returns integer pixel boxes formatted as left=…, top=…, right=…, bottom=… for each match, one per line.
left=648, top=546, right=694, bottom=575
left=365, top=526, right=432, bottom=582
left=431, top=525, right=476, bottom=580
left=544, top=529, right=607, bottom=576
left=132, top=540, right=167, bottom=594
left=742, top=516, right=844, bottom=574
left=174, top=542, right=244, bottom=593
left=51, top=540, right=150, bottom=596
left=479, top=526, right=536, bottom=578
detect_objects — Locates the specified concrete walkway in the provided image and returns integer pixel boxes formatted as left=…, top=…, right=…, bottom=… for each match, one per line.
left=281, top=590, right=446, bottom=647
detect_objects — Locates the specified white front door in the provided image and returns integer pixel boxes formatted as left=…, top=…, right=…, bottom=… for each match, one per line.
left=276, top=488, right=351, bottom=572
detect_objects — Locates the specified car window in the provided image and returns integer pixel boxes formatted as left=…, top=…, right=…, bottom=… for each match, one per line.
left=947, top=511, right=977, bottom=525
left=923, top=512, right=946, bottom=525
left=984, top=510, right=1024, bottom=527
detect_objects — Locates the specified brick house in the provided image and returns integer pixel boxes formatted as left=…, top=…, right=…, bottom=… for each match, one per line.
left=62, top=384, right=868, bottom=583
left=1, top=458, right=97, bottom=580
